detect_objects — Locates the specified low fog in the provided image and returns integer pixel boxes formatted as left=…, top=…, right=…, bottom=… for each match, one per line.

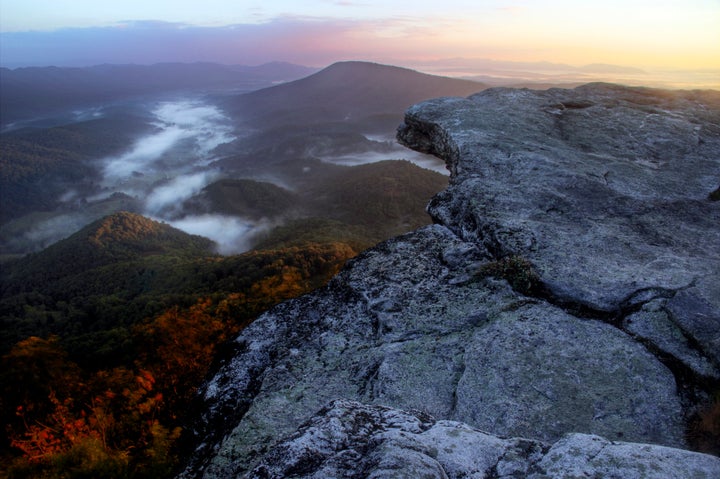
left=320, top=136, right=447, bottom=175
left=6, top=95, right=445, bottom=256
left=99, top=99, right=252, bottom=252
left=102, top=100, right=233, bottom=185
left=165, top=214, right=274, bottom=255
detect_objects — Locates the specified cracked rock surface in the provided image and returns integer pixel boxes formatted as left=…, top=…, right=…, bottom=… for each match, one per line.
left=180, top=84, right=720, bottom=478
left=398, top=84, right=720, bottom=375
left=247, top=399, right=720, bottom=479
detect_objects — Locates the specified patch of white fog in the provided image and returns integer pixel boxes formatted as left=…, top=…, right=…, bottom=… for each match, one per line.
left=90, top=99, right=274, bottom=254
left=101, top=100, right=234, bottom=188
left=319, top=134, right=448, bottom=175
left=398, top=150, right=450, bottom=175
left=164, top=214, right=273, bottom=255
left=155, top=102, right=235, bottom=155
left=144, top=170, right=221, bottom=216
left=21, top=213, right=93, bottom=251
left=71, top=107, right=104, bottom=122
left=103, top=126, right=187, bottom=183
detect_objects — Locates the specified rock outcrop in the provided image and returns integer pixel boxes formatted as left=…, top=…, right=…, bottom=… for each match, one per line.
left=246, top=400, right=720, bottom=479
left=398, top=84, right=720, bottom=377
left=180, top=84, right=720, bottom=478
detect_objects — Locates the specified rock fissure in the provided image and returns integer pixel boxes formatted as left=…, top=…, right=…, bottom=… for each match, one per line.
left=540, top=279, right=718, bottom=404
left=448, top=346, right=466, bottom=418
left=442, top=214, right=711, bottom=404
left=434, top=197, right=720, bottom=437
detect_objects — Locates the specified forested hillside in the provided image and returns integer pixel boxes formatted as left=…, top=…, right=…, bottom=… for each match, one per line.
left=0, top=115, right=151, bottom=225
left=0, top=212, right=356, bottom=478
left=0, top=61, right=463, bottom=478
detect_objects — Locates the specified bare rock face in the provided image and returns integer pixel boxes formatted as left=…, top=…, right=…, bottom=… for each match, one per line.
left=246, top=400, right=720, bottom=479
left=180, top=84, right=720, bottom=478
left=398, top=84, right=720, bottom=376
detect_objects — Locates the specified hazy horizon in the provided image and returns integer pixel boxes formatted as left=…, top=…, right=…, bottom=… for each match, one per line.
left=1, top=1, right=718, bottom=89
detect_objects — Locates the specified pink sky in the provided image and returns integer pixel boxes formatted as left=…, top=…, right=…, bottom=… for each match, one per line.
left=1, top=1, right=718, bottom=88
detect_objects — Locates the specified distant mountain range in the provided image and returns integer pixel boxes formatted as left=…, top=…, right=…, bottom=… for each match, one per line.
left=0, top=62, right=318, bottom=128
left=416, top=57, right=648, bottom=75
left=7, top=59, right=640, bottom=130
left=2, top=60, right=466, bottom=255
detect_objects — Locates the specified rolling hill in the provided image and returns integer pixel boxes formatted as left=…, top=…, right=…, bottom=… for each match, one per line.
left=182, top=178, right=300, bottom=220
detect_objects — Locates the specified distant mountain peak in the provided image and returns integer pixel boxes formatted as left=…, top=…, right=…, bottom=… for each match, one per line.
left=315, top=60, right=451, bottom=80
left=323, top=60, right=413, bottom=70
left=230, top=61, right=486, bottom=126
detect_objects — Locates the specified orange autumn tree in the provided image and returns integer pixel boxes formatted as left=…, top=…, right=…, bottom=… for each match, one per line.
left=11, top=390, right=96, bottom=462
left=1, top=336, right=83, bottom=453
left=131, top=297, right=242, bottom=414
left=2, top=337, right=177, bottom=478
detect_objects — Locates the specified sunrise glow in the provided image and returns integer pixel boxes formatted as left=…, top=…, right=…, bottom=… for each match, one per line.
left=0, top=0, right=718, bottom=81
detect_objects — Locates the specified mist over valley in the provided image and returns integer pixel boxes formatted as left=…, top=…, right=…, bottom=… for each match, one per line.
left=1, top=61, right=475, bottom=258
left=5, top=58, right=719, bottom=479
left=2, top=1, right=718, bottom=476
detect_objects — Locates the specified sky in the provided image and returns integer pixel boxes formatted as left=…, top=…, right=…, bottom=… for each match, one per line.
left=0, top=0, right=718, bottom=72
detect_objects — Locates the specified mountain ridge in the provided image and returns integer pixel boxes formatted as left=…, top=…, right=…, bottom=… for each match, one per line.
left=0, top=62, right=317, bottom=128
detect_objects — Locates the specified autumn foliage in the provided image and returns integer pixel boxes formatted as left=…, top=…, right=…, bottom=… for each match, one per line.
left=2, top=296, right=249, bottom=478
left=1, top=242, right=356, bottom=478
left=0, top=209, right=357, bottom=476
left=3, top=334, right=185, bottom=477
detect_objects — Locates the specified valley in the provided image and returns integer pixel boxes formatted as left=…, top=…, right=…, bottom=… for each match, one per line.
left=0, top=61, right=484, bottom=477
left=1, top=62, right=478, bottom=257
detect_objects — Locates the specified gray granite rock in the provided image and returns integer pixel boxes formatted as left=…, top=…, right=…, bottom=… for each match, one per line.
left=182, top=227, right=686, bottom=478
left=180, top=84, right=720, bottom=478
left=398, top=84, right=720, bottom=374
left=245, top=399, right=720, bottom=479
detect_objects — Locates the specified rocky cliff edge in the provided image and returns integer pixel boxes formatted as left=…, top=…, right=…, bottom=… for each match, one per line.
left=180, top=84, right=720, bottom=478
